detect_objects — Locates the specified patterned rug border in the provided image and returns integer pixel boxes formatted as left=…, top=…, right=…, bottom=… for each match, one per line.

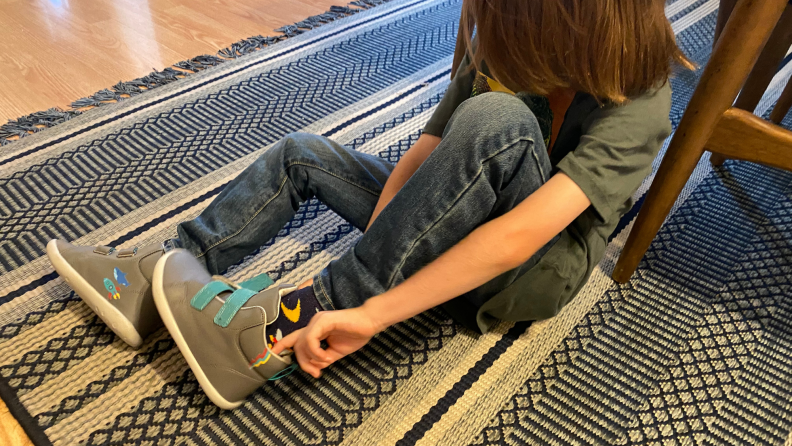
left=0, top=0, right=393, bottom=148
left=0, top=57, right=454, bottom=308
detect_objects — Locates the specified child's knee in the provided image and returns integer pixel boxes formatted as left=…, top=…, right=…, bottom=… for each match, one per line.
left=449, top=93, right=540, bottom=137
left=269, top=132, right=328, bottom=163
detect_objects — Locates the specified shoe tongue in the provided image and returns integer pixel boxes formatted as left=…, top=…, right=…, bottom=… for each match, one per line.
left=239, top=323, right=271, bottom=378
left=235, top=288, right=295, bottom=379
left=238, top=314, right=291, bottom=380
left=206, top=284, right=295, bottom=379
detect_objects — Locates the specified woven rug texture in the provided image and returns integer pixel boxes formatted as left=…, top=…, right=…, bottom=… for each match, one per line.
left=1, top=0, right=792, bottom=444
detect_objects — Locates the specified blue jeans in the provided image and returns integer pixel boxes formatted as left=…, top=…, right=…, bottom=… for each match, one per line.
left=177, top=92, right=557, bottom=330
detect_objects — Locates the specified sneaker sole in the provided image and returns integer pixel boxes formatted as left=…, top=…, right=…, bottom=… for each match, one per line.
left=47, top=240, right=144, bottom=348
left=153, top=250, right=275, bottom=410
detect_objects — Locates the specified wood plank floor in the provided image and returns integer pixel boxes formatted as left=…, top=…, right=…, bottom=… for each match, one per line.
left=0, top=0, right=340, bottom=123
left=1, top=400, right=33, bottom=446
left=0, top=0, right=340, bottom=443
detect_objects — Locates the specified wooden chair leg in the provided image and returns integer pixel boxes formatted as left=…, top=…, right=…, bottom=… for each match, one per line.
left=734, top=5, right=792, bottom=112
left=711, top=3, right=792, bottom=166
left=770, top=76, right=792, bottom=124
left=713, top=0, right=738, bottom=44
left=612, top=0, right=789, bottom=283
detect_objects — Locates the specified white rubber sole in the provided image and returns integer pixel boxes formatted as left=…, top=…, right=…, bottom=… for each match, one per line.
left=153, top=250, right=292, bottom=410
left=47, top=240, right=144, bottom=348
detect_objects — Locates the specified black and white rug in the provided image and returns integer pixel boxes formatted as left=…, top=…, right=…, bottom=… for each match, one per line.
left=1, top=0, right=792, bottom=444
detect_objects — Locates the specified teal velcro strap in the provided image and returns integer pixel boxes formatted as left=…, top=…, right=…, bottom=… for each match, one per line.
left=191, top=281, right=234, bottom=311
left=213, top=288, right=258, bottom=327
left=239, top=273, right=274, bottom=292
left=268, top=363, right=299, bottom=381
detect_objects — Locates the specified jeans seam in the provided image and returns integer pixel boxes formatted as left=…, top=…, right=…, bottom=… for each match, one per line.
left=286, top=161, right=381, bottom=197
left=196, top=175, right=290, bottom=258
left=315, top=276, right=337, bottom=310
left=386, top=136, right=535, bottom=288
left=530, top=149, right=547, bottom=183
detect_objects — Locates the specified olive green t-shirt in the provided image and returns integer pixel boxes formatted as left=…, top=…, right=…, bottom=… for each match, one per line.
left=424, top=55, right=673, bottom=333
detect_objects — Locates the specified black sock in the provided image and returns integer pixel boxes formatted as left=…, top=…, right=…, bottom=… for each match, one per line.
left=267, top=286, right=323, bottom=348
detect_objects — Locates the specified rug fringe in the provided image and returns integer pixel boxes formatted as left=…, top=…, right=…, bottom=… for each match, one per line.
left=0, top=0, right=393, bottom=147
left=0, top=108, right=82, bottom=146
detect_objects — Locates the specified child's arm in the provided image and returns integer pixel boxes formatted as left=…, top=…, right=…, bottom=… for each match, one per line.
left=274, top=172, right=590, bottom=377
left=365, top=133, right=441, bottom=231
left=361, top=172, right=589, bottom=328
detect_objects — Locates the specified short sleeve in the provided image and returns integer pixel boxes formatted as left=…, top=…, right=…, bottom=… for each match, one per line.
left=555, top=83, right=673, bottom=219
left=423, top=52, right=476, bottom=137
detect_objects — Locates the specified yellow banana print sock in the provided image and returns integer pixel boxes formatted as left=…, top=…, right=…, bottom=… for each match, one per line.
left=268, top=286, right=322, bottom=346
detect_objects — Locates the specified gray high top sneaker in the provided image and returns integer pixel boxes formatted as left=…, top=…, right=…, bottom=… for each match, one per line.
left=47, top=239, right=167, bottom=348
left=152, top=249, right=298, bottom=410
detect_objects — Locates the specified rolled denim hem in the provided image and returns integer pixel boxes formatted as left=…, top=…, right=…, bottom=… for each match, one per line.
left=313, top=273, right=338, bottom=311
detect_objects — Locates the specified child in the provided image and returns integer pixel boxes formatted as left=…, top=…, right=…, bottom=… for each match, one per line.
left=47, top=0, right=691, bottom=409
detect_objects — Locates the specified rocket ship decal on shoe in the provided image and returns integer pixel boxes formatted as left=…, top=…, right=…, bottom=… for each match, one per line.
left=104, top=278, right=121, bottom=300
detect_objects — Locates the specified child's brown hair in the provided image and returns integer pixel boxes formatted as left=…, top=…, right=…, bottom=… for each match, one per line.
left=455, top=0, right=693, bottom=103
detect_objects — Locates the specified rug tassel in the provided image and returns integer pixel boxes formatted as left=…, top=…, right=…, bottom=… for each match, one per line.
left=0, top=107, right=82, bottom=142
left=112, top=80, right=145, bottom=97
left=350, top=0, right=389, bottom=9
left=174, top=54, right=226, bottom=73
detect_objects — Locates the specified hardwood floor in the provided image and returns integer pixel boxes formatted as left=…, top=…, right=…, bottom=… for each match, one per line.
left=0, top=0, right=340, bottom=123
left=0, top=0, right=341, bottom=443
left=1, top=400, right=33, bottom=446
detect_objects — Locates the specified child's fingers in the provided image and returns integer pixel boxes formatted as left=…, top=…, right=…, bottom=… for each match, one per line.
left=296, top=346, right=322, bottom=378
left=306, top=335, right=331, bottom=363
left=309, top=358, right=331, bottom=369
left=323, top=347, right=346, bottom=364
left=271, top=330, right=299, bottom=355
left=304, top=322, right=333, bottom=363
left=306, top=341, right=346, bottom=369
left=297, top=357, right=322, bottom=378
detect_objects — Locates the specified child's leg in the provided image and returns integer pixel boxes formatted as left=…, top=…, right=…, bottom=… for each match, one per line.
left=148, top=93, right=551, bottom=408
left=47, top=133, right=392, bottom=348
left=177, top=133, right=394, bottom=275
left=312, top=93, right=554, bottom=317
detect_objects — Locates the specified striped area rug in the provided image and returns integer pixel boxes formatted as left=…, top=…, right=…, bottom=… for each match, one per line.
left=2, top=0, right=792, bottom=444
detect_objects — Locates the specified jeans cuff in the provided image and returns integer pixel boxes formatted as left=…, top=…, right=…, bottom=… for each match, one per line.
left=313, top=271, right=337, bottom=311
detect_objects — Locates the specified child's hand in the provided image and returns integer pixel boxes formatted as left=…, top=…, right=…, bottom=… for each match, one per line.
left=271, top=307, right=382, bottom=378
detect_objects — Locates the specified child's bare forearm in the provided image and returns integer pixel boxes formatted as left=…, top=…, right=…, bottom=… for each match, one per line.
left=361, top=173, right=591, bottom=331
